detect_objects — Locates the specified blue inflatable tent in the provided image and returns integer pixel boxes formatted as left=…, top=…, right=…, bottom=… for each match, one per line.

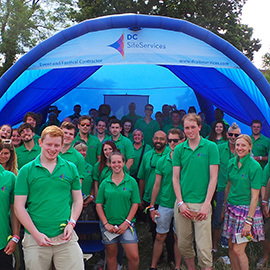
left=0, top=14, right=269, bottom=134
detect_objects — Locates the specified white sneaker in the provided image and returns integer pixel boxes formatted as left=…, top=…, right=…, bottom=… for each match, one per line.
left=117, top=264, right=123, bottom=270
left=221, top=256, right=231, bottom=265
left=256, top=258, right=268, bottom=269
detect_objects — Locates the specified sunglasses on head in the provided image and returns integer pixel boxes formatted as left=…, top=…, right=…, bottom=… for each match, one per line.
left=228, top=133, right=240, bottom=137
left=80, top=123, right=90, bottom=127
left=168, top=139, right=181, bottom=143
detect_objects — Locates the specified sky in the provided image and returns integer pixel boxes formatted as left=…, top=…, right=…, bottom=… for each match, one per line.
left=241, top=0, right=270, bottom=69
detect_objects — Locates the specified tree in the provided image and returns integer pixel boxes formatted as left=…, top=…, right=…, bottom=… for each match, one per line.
left=72, top=0, right=261, bottom=61
left=0, top=0, right=76, bottom=76
left=262, top=51, right=270, bottom=70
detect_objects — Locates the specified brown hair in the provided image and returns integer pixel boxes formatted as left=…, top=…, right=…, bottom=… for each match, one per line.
left=0, top=139, right=18, bottom=175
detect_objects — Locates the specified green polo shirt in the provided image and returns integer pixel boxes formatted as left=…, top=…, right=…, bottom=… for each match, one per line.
left=138, top=147, right=170, bottom=203
left=217, top=142, right=235, bottom=192
left=155, top=152, right=176, bottom=208
left=162, top=124, right=183, bottom=134
left=59, top=146, right=85, bottom=179
left=135, top=118, right=160, bottom=147
left=15, top=143, right=41, bottom=169
left=15, top=155, right=81, bottom=238
left=33, top=134, right=41, bottom=145
left=93, top=162, right=128, bottom=184
left=200, top=123, right=211, bottom=138
left=130, top=143, right=152, bottom=176
left=251, top=134, right=270, bottom=168
left=173, top=137, right=219, bottom=203
left=109, top=134, right=135, bottom=160
left=206, top=136, right=227, bottom=145
left=121, top=113, right=142, bottom=128
left=82, top=162, right=93, bottom=196
left=73, top=133, right=101, bottom=166
left=227, top=155, right=262, bottom=205
left=263, top=162, right=270, bottom=187
left=96, top=173, right=140, bottom=225
left=0, top=165, right=16, bottom=250
left=94, top=133, right=110, bottom=143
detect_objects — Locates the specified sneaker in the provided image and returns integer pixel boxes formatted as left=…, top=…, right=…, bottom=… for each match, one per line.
left=256, top=258, right=268, bottom=269
left=117, top=264, right=123, bottom=270
left=221, top=236, right=229, bottom=248
left=221, top=256, right=231, bottom=265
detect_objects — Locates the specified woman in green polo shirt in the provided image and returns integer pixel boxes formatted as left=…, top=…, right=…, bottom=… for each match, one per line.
left=96, top=151, right=140, bottom=270
left=222, top=135, right=264, bottom=270
left=207, top=120, right=228, bottom=145
left=121, top=119, right=133, bottom=141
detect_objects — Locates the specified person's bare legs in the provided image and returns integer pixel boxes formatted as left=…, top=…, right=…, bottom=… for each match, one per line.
left=233, top=242, right=248, bottom=270
left=213, top=228, right=221, bottom=251
left=105, top=243, right=118, bottom=270
left=122, top=243, right=139, bottom=270
left=184, top=257, right=195, bottom=270
left=174, top=233, right=182, bottom=269
left=150, top=233, right=167, bottom=268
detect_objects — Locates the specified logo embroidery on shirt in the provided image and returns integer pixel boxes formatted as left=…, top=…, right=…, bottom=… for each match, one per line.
left=59, top=174, right=72, bottom=181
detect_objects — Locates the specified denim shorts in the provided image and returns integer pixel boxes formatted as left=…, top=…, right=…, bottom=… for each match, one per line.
left=100, top=222, right=138, bottom=245
left=212, top=190, right=225, bottom=229
left=156, top=205, right=175, bottom=234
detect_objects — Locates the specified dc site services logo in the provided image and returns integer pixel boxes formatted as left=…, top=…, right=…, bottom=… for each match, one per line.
left=109, top=32, right=166, bottom=58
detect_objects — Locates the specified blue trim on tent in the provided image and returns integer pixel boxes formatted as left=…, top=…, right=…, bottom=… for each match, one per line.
left=1, top=13, right=269, bottom=104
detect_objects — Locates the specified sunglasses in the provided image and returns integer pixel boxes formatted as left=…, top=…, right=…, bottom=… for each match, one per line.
left=80, top=123, right=91, bottom=127
left=168, top=139, right=181, bottom=143
left=228, top=133, right=240, bottom=137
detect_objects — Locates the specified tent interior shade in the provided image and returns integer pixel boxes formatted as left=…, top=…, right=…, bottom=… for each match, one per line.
left=0, top=14, right=269, bottom=135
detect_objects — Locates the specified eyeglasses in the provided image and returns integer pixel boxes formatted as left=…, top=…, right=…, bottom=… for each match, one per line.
left=80, top=123, right=90, bottom=127
left=168, top=139, right=181, bottom=143
left=228, top=133, right=240, bottom=137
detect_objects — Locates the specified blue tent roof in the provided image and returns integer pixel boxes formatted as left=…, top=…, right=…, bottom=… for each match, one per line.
left=0, top=14, right=269, bottom=134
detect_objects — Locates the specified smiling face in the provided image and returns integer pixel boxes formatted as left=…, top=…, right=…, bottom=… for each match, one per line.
left=133, top=130, right=143, bottom=144
left=227, top=128, right=241, bottom=145
left=0, top=148, right=11, bottom=166
left=78, top=119, right=91, bottom=135
left=183, top=120, right=201, bottom=140
left=235, top=137, right=252, bottom=159
left=110, top=154, right=125, bottom=174
left=251, top=122, right=262, bottom=136
left=123, top=121, right=132, bottom=133
left=20, top=127, right=34, bottom=143
left=153, top=131, right=167, bottom=151
left=77, top=148, right=87, bottom=159
left=26, top=116, right=36, bottom=128
left=62, top=128, right=75, bottom=145
left=110, top=123, right=122, bottom=137
left=11, top=130, right=21, bottom=146
left=215, top=123, right=224, bottom=135
left=96, top=121, right=107, bottom=134
left=0, top=125, right=12, bottom=139
left=40, top=135, right=62, bottom=161
left=103, top=143, right=114, bottom=159
left=168, top=133, right=183, bottom=151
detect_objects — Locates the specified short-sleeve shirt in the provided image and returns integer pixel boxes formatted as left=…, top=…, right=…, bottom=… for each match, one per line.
left=94, top=133, right=110, bottom=144
left=0, top=165, right=16, bottom=250
left=263, top=162, right=270, bottom=187
left=251, top=134, right=270, bottom=168
left=109, top=134, right=135, bottom=160
left=73, top=133, right=101, bottom=166
left=130, top=143, right=152, bottom=177
left=137, top=147, right=170, bottom=203
left=15, top=155, right=81, bottom=237
left=173, top=137, right=219, bottom=203
left=227, top=155, right=262, bottom=205
left=135, top=118, right=160, bottom=147
left=96, top=173, right=141, bottom=225
left=217, top=142, right=234, bottom=192
left=16, top=143, right=41, bottom=169
left=155, top=152, right=176, bottom=208
left=59, top=146, right=85, bottom=179
left=82, top=162, right=93, bottom=196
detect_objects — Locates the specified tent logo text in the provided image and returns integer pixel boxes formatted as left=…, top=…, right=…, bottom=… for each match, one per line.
left=109, top=33, right=125, bottom=58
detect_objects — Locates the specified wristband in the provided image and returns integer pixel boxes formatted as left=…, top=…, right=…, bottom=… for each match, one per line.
left=90, top=195, right=95, bottom=200
left=68, top=222, right=75, bottom=228
left=259, top=156, right=262, bottom=161
left=103, top=222, right=108, bottom=226
left=125, top=219, right=131, bottom=225
left=177, top=201, right=184, bottom=207
left=262, top=200, right=268, bottom=204
left=11, top=236, right=19, bottom=244
left=67, top=219, right=76, bottom=228
left=245, top=219, right=252, bottom=226
left=247, top=215, right=254, bottom=220
left=13, top=235, right=20, bottom=240
left=149, top=207, right=155, bottom=211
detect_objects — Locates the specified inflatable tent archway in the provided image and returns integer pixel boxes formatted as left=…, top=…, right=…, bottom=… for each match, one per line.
left=0, top=14, right=269, bottom=135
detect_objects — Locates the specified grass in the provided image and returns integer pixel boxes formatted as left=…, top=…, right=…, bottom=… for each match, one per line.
left=85, top=222, right=269, bottom=269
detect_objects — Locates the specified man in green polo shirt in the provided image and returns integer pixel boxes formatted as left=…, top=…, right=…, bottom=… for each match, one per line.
left=213, top=122, right=241, bottom=252
left=16, top=123, right=41, bottom=169
left=23, top=111, right=41, bottom=144
left=162, top=110, right=183, bottom=134
left=250, top=119, right=270, bottom=168
left=138, top=131, right=170, bottom=244
left=149, top=129, right=185, bottom=270
left=14, top=126, right=84, bottom=270
left=74, top=115, right=101, bottom=166
left=173, top=113, right=219, bottom=270
left=135, top=104, right=160, bottom=147
left=60, top=121, right=85, bottom=181
left=0, top=140, right=20, bottom=269
left=109, top=119, right=135, bottom=171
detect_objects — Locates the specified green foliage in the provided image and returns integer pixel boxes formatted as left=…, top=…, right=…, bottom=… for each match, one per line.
left=73, top=0, right=261, bottom=61
left=0, top=0, right=76, bottom=76
left=262, top=52, right=270, bottom=70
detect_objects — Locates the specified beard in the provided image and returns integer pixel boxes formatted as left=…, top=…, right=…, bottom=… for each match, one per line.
left=154, top=142, right=166, bottom=151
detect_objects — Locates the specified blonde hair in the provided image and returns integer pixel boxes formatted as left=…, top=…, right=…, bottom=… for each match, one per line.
left=236, top=134, right=252, bottom=147
left=182, top=113, right=202, bottom=127
left=41, top=125, right=64, bottom=143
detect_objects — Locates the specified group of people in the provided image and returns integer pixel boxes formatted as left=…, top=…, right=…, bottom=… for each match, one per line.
left=0, top=102, right=270, bottom=270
